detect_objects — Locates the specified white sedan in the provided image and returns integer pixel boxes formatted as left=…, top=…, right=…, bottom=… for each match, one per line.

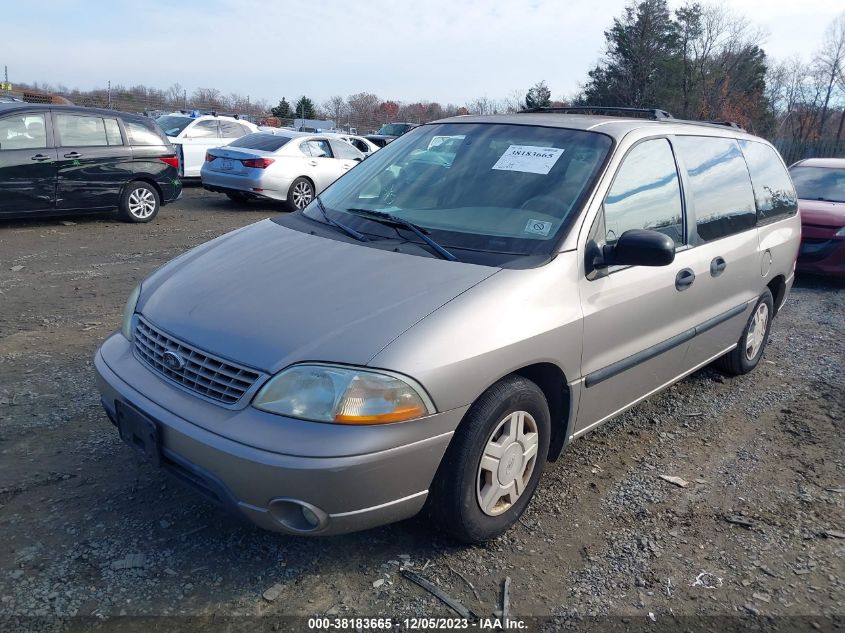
left=201, top=132, right=364, bottom=209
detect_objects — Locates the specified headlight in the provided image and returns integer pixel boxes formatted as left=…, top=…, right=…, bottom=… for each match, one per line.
left=253, top=364, right=434, bottom=424
left=121, top=284, right=141, bottom=341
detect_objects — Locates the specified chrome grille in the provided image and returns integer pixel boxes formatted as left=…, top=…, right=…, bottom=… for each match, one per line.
left=134, top=318, right=261, bottom=405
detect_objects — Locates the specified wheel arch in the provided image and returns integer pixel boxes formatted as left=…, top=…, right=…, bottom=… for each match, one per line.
left=510, top=362, right=571, bottom=462
left=121, top=177, right=163, bottom=203
left=767, top=274, right=787, bottom=315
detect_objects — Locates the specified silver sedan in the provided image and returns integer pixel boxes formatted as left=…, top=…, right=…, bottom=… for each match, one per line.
left=201, top=132, right=364, bottom=209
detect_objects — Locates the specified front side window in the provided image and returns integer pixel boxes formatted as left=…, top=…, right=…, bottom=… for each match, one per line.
left=304, top=122, right=612, bottom=263
left=789, top=165, right=845, bottom=204
left=674, top=136, right=756, bottom=242
left=739, top=140, right=797, bottom=221
left=599, top=138, right=685, bottom=247
left=304, top=139, right=332, bottom=158
left=55, top=114, right=108, bottom=147
left=0, top=112, right=47, bottom=150
left=188, top=120, right=220, bottom=138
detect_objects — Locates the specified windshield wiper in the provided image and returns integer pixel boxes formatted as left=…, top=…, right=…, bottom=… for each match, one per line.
left=312, top=197, right=368, bottom=242
left=344, top=208, right=458, bottom=261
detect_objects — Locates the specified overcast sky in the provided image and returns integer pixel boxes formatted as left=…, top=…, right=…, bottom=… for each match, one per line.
left=3, top=0, right=843, bottom=106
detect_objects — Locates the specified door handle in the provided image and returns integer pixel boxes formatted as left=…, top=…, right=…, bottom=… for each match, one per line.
left=30, top=154, right=52, bottom=162
left=675, top=268, right=695, bottom=291
left=63, top=151, right=82, bottom=159
left=710, top=256, right=727, bottom=277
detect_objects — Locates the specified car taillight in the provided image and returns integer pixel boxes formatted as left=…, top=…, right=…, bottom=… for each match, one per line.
left=159, top=156, right=179, bottom=168
left=205, top=153, right=216, bottom=162
left=242, top=158, right=274, bottom=169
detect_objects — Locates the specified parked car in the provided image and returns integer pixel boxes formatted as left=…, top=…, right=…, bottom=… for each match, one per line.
left=331, top=133, right=380, bottom=157
left=789, top=157, right=845, bottom=276
left=200, top=132, right=364, bottom=208
left=96, top=110, right=799, bottom=542
left=155, top=112, right=257, bottom=178
left=0, top=103, right=180, bottom=222
left=365, top=121, right=418, bottom=147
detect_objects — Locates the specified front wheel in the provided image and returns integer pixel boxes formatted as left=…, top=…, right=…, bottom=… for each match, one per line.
left=119, top=181, right=160, bottom=223
left=713, top=288, right=774, bottom=375
left=427, top=375, right=550, bottom=543
left=287, top=177, right=314, bottom=211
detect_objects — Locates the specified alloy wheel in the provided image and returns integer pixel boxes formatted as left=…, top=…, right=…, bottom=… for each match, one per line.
left=292, top=181, right=313, bottom=209
left=127, top=188, right=156, bottom=219
left=745, top=303, right=769, bottom=361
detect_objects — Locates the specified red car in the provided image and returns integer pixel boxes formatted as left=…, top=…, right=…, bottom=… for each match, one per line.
left=789, top=157, right=845, bottom=276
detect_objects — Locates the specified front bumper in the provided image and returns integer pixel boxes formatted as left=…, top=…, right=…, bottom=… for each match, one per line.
left=94, top=334, right=461, bottom=535
left=797, top=225, right=845, bottom=276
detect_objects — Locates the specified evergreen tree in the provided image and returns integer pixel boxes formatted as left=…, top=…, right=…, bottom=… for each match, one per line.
left=294, top=96, right=316, bottom=119
left=271, top=97, right=292, bottom=118
left=524, top=81, right=552, bottom=109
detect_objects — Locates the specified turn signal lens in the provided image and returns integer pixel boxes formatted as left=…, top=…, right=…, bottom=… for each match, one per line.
left=253, top=364, right=433, bottom=424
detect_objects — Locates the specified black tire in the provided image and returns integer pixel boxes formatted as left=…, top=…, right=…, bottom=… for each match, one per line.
left=226, top=192, right=249, bottom=203
left=118, top=181, right=160, bottom=223
left=427, top=375, right=550, bottom=543
left=286, top=177, right=314, bottom=211
left=713, top=288, right=774, bottom=375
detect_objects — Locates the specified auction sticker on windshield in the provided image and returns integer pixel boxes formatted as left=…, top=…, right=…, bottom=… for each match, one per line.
left=492, top=145, right=564, bottom=175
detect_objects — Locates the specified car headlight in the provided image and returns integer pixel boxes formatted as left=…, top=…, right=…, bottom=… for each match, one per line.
left=121, top=284, right=141, bottom=341
left=836, top=226, right=845, bottom=237
left=253, top=364, right=434, bottom=424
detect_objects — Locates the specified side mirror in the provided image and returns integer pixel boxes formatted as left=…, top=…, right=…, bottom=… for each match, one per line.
left=594, top=229, right=675, bottom=269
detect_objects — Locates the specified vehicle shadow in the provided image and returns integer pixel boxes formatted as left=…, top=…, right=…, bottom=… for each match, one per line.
left=794, top=272, right=845, bottom=291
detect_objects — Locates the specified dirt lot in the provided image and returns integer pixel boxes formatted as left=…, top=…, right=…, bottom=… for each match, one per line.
left=0, top=187, right=843, bottom=632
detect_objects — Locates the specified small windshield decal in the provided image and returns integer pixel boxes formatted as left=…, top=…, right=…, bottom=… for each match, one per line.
left=492, top=145, right=565, bottom=175
left=525, top=219, right=553, bottom=236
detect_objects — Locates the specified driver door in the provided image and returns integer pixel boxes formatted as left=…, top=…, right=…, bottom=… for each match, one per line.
left=575, top=137, right=698, bottom=436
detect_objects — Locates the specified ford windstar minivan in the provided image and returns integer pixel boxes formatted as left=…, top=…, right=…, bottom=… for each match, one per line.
left=95, top=108, right=800, bottom=543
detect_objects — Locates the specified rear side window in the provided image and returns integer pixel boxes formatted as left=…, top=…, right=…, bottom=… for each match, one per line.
left=124, top=120, right=166, bottom=146
left=56, top=114, right=109, bottom=147
left=220, top=121, right=247, bottom=137
left=601, top=138, right=685, bottom=247
left=229, top=133, right=291, bottom=151
left=304, top=139, right=332, bottom=158
left=104, top=118, right=123, bottom=145
left=189, top=120, right=220, bottom=138
left=674, top=136, right=756, bottom=242
left=739, top=140, right=797, bottom=222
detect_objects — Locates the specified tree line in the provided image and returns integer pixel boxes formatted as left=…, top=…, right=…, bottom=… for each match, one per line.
left=11, top=1, right=844, bottom=152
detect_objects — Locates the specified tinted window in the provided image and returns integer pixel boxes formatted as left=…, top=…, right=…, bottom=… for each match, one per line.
left=0, top=112, right=47, bottom=150
left=155, top=115, right=192, bottom=137
left=674, top=136, right=756, bottom=242
left=601, top=138, right=685, bottom=247
left=789, top=165, right=845, bottom=204
left=229, top=133, right=292, bottom=152
left=125, top=120, right=165, bottom=146
left=55, top=114, right=108, bottom=147
left=330, top=139, right=363, bottom=160
left=104, top=118, right=123, bottom=145
left=305, top=140, right=332, bottom=158
left=189, top=120, right=219, bottom=138
left=349, top=138, right=368, bottom=153
left=739, top=140, right=797, bottom=221
left=220, top=120, right=247, bottom=138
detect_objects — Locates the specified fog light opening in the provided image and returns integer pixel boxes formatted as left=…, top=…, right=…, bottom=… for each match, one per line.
left=268, top=498, right=328, bottom=533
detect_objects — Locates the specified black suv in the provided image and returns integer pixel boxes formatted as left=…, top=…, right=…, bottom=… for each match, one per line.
left=365, top=122, right=418, bottom=148
left=0, top=104, right=181, bottom=223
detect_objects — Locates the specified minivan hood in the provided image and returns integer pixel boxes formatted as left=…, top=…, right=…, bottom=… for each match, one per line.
left=138, top=220, right=498, bottom=373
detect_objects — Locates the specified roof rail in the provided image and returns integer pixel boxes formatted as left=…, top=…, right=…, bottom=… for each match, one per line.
left=519, top=106, right=674, bottom=120
left=700, top=119, right=745, bottom=131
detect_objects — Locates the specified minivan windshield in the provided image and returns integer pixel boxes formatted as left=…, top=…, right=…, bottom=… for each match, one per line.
left=155, top=115, right=192, bottom=138
left=305, top=122, right=612, bottom=264
left=789, top=165, right=845, bottom=203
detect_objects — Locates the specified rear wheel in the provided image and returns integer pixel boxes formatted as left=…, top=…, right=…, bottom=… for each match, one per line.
left=287, top=177, right=314, bottom=211
left=427, top=375, right=550, bottom=543
left=714, top=288, right=774, bottom=375
left=119, top=181, right=160, bottom=223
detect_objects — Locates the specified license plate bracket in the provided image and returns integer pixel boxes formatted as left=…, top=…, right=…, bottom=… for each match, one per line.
left=115, top=401, right=161, bottom=467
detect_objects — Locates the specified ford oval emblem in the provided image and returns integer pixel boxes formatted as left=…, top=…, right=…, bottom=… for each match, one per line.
left=162, top=350, right=186, bottom=371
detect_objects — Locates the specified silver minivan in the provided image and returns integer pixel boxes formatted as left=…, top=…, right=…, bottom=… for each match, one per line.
left=95, top=109, right=800, bottom=543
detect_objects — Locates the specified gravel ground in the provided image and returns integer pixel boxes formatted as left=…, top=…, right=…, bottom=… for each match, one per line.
left=0, top=188, right=843, bottom=632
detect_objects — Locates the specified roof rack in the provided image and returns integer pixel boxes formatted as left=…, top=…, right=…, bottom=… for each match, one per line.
left=700, top=120, right=745, bottom=131
left=520, top=106, right=674, bottom=120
